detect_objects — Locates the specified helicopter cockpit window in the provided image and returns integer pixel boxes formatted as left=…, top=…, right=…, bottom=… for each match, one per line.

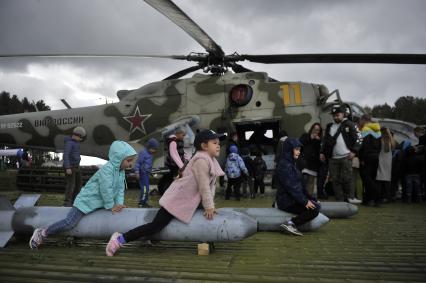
left=230, top=84, right=253, bottom=107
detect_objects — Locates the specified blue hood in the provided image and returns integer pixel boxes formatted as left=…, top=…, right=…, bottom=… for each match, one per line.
left=108, top=141, right=137, bottom=169
left=230, top=145, right=238, bottom=154
left=281, top=137, right=302, bottom=163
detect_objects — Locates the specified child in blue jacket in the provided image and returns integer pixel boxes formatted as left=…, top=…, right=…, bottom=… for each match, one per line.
left=135, top=138, right=159, bottom=208
left=29, top=140, right=137, bottom=249
left=275, top=138, right=320, bottom=236
left=225, top=145, right=248, bottom=200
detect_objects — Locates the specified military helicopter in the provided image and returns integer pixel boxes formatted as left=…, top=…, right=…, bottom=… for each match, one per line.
left=1, top=0, right=425, bottom=167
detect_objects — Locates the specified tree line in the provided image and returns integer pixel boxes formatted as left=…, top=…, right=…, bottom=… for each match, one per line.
left=364, top=96, right=426, bottom=125
left=0, top=91, right=50, bottom=115
left=0, top=91, right=53, bottom=168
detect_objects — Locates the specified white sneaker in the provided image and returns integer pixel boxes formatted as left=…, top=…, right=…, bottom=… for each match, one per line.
left=348, top=198, right=362, bottom=204
left=280, top=222, right=303, bottom=236
left=29, top=228, right=45, bottom=249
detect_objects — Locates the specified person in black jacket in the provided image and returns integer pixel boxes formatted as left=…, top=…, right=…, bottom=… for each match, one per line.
left=403, top=144, right=424, bottom=203
left=320, top=106, right=361, bottom=201
left=299, top=123, right=322, bottom=198
left=358, top=124, right=382, bottom=206
left=272, top=130, right=288, bottom=190
left=275, top=138, right=320, bottom=236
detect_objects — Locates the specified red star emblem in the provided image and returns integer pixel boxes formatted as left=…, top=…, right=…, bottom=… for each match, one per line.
left=123, top=106, right=152, bottom=135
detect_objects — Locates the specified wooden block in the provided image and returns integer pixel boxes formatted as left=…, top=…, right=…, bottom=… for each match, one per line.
left=197, top=243, right=210, bottom=256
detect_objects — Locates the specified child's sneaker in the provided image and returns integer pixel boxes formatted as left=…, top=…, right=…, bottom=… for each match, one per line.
left=348, top=198, right=362, bottom=204
left=106, top=232, right=123, bottom=256
left=29, top=228, right=45, bottom=249
left=280, top=222, right=303, bottom=236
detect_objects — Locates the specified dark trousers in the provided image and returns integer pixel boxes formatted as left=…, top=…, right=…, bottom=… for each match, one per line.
left=158, top=168, right=178, bottom=195
left=253, top=177, right=265, bottom=194
left=361, top=162, right=380, bottom=203
left=421, top=169, right=426, bottom=200
left=219, top=175, right=225, bottom=187
left=64, top=167, right=81, bottom=207
left=316, top=161, right=328, bottom=198
left=283, top=203, right=320, bottom=227
left=123, top=207, right=174, bottom=242
left=329, top=158, right=353, bottom=201
left=226, top=176, right=242, bottom=200
left=377, top=180, right=391, bottom=201
left=390, top=168, right=401, bottom=201
left=138, top=173, right=150, bottom=205
left=405, top=174, right=421, bottom=202
left=241, top=176, right=254, bottom=197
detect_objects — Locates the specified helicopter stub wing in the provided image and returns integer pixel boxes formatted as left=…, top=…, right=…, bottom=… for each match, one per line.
left=161, top=115, right=200, bottom=138
left=130, top=115, right=200, bottom=148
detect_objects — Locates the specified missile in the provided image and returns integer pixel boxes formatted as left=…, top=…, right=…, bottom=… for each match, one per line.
left=221, top=201, right=358, bottom=232
left=222, top=208, right=329, bottom=232
left=319, top=202, right=358, bottom=218
left=0, top=194, right=257, bottom=248
left=270, top=201, right=358, bottom=219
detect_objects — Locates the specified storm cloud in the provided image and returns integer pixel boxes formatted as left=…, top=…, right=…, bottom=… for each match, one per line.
left=0, top=0, right=425, bottom=110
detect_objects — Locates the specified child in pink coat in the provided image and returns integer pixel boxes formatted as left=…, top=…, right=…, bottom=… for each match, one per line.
left=106, top=129, right=225, bottom=256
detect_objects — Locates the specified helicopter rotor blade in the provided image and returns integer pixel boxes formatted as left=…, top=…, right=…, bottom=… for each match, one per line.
left=163, top=65, right=203, bottom=80
left=144, top=0, right=225, bottom=59
left=240, top=53, right=426, bottom=64
left=0, top=54, right=188, bottom=60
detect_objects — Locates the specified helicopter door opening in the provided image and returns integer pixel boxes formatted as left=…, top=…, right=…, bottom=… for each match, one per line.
left=234, top=120, right=280, bottom=170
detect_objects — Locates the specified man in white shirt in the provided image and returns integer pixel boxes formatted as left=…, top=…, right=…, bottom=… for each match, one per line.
left=320, top=106, right=361, bottom=202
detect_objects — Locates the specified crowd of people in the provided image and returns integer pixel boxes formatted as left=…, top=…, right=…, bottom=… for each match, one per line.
left=281, top=106, right=425, bottom=210
left=28, top=111, right=425, bottom=253
left=316, top=106, right=426, bottom=207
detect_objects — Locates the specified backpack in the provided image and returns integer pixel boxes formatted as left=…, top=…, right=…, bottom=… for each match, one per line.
left=225, top=153, right=242, bottom=178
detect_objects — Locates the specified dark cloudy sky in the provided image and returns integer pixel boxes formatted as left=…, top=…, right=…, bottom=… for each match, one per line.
left=1, top=0, right=425, bottom=110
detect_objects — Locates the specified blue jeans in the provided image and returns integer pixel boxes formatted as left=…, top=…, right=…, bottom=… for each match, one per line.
left=139, top=173, right=150, bottom=205
left=46, top=207, right=85, bottom=236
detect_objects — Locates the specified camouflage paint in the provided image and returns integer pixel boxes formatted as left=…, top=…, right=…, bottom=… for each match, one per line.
left=0, top=133, right=16, bottom=146
left=92, top=125, right=116, bottom=146
left=0, top=72, right=338, bottom=159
